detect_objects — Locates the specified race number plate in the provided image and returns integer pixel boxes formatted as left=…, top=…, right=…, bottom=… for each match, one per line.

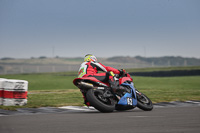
left=127, top=98, right=133, bottom=105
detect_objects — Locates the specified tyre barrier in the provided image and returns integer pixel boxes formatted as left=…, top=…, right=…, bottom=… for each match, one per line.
left=0, top=78, right=28, bottom=106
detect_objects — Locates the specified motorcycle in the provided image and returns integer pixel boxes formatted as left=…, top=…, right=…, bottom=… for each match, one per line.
left=73, top=72, right=153, bottom=113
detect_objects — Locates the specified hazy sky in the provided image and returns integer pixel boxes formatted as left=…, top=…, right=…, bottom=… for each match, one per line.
left=0, top=0, right=200, bottom=58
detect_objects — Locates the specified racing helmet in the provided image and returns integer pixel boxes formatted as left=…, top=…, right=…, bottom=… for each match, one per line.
left=84, top=54, right=97, bottom=62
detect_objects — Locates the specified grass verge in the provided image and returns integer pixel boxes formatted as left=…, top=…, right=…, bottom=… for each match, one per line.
left=0, top=67, right=200, bottom=110
left=0, top=89, right=83, bottom=110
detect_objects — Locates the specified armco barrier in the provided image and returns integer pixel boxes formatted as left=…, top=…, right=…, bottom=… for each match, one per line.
left=0, top=78, right=28, bottom=106
left=129, top=70, right=200, bottom=77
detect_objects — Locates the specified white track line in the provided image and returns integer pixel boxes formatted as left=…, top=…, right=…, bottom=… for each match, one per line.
left=58, top=106, right=96, bottom=111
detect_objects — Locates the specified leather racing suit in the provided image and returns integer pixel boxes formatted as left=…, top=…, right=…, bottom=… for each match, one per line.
left=78, top=61, right=120, bottom=80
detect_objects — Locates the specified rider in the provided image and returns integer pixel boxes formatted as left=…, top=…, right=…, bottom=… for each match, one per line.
left=78, top=54, right=126, bottom=105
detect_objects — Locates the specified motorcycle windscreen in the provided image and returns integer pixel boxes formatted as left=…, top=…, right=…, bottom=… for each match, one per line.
left=117, top=92, right=137, bottom=106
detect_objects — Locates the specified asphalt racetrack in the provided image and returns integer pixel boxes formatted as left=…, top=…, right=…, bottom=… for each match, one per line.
left=0, top=102, right=200, bottom=133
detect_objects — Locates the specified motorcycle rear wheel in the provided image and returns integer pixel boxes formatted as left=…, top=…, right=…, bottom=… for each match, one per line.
left=136, top=91, right=153, bottom=111
left=86, top=89, right=115, bottom=113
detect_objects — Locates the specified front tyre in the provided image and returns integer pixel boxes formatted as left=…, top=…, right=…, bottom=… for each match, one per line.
left=136, top=90, right=153, bottom=111
left=86, top=89, right=115, bottom=113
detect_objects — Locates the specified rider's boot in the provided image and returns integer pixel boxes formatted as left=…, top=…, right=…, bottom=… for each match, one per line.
left=108, top=75, right=127, bottom=93
left=108, top=71, right=128, bottom=94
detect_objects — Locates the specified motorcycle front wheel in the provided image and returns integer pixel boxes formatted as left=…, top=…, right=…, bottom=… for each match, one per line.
left=86, top=89, right=116, bottom=113
left=136, top=90, right=153, bottom=111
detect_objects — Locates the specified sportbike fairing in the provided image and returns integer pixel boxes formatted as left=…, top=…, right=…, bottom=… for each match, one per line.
left=117, top=83, right=137, bottom=106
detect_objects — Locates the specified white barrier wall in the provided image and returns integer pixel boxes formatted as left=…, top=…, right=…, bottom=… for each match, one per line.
left=0, top=78, right=28, bottom=106
left=0, top=88, right=3, bottom=105
left=0, top=78, right=7, bottom=105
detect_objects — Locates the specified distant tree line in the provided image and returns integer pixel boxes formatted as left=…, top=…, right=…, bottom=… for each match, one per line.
left=135, top=56, right=200, bottom=66
left=0, top=57, right=15, bottom=60
left=1, top=56, right=200, bottom=66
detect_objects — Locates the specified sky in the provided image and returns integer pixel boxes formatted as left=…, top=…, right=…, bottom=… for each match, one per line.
left=0, top=0, right=200, bottom=58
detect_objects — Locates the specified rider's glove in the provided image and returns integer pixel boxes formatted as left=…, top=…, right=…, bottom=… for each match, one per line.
left=119, top=69, right=126, bottom=76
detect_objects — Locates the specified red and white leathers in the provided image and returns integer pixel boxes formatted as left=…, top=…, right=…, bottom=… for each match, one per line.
left=78, top=61, right=120, bottom=81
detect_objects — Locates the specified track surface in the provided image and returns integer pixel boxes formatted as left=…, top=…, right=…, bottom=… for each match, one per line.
left=0, top=105, right=200, bottom=133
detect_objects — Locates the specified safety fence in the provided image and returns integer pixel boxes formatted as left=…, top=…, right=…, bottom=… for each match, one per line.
left=0, top=63, right=151, bottom=75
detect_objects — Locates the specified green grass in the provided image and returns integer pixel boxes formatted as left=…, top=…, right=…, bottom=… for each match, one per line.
left=27, top=90, right=83, bottom=107
left=133, top=76, right=200, bottom=103
left=0, top=67, right=200, bottom=110
left=1, top=72, right=77, bottom=91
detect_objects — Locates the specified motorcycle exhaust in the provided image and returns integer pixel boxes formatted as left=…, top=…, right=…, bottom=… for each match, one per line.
left=77, top=81, right=106, bottom=90
left=77, top=81, right=94, bottom=89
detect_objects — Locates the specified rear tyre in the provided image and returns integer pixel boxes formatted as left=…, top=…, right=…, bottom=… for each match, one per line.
left=136, top=91, right=153, bottom=111
left=86, top=89, right=115, bottom=113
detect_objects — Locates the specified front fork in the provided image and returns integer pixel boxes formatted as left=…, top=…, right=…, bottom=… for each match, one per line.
left=135, top=89, right=142, bottom=95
